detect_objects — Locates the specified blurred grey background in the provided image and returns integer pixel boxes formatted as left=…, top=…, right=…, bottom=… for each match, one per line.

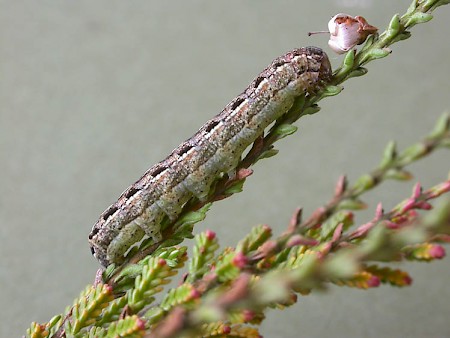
left=1, top=1, right=449, bottom=337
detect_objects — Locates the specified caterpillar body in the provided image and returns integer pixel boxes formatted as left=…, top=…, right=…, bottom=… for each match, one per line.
left=89, top=46, right=332, bottom=267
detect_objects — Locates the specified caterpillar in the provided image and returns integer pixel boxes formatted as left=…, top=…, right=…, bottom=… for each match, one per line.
left=89, top=46, right=332, bottom=267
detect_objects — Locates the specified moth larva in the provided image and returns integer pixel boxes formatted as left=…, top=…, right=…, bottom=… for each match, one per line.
left=89, top=46, right=332, bottom=267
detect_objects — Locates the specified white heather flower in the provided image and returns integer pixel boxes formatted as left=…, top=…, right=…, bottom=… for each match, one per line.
left=327, top=13, right=378, bottom=54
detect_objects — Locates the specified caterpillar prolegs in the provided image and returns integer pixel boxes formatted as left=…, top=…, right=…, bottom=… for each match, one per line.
left=89, top=46, right=332, bottom=267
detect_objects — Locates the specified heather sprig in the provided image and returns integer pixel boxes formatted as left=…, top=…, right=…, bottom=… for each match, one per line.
left=24, top=1, right=450, bottom=337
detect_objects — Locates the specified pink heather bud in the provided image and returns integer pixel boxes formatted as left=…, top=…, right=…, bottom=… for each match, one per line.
left=261, top=224, right=272, bottom=233
left=257, top=240, right=278, bottom=257
left=394, top=210, right=419, bottom=224
left=136, top=317, right=146, bottom=331
left=319, top=243, right=332, bottom=257
left=403, top=198, right=416, bottom=211
left=327, top=14, right=378, bottom=54
left=288, top=208, right=302, bottom=231
left=384, top=221, right=400, bottom=229
left=335, top=175, right=347, bottom=197
left=350, top=221, right=374, bottom=239
left=291, top=293, right=298, bottom=303
left=347, top=212, right=355, bottom=222
left=412, top=182, right=422, bottom=198
left=392, top=215, right=407, bottom=224
left=286, top=235, right=319, bottom=248
left=205, top=229, right=216, bottom=240
left=403, top=275, right=413, bottom=285
left=222, top=326, right=231, bottom=334
left=103, top=284, right=113, bottom=294
left=158, top=258, right=167, bottom=266
left=367, top=276, right=380, bottom=288
left=375, top=203, right=384, bottom=219
left=232, top=252, right=248, bottom=268
left=407, top=210, right=419, bottom=218
left=416, top=201, right=432, bottom=210
left=237, top=168, right=253, bottom=179
left=332, top=223, right=344, bottom=243
left=311, top=207, right=326, bottom=220
left=189, top=288, right=201, bottom=300
left=429, top=245, right=446, bottom=259
left=242, top=309, right=255, bottom=322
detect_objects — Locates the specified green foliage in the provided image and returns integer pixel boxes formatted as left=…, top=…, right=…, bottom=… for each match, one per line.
left=237, top=224, right=272, bottom=254
left=67, top=284, right=114, bottom=335
left=160, top=283, right=199, bottom=311
left=127, top=257, right=180, bottom=313
left=26, top=1, right=450, bottom=337
left=103, top=315, right=145, bottom=338
left=188, top=230, right=220, bottom=282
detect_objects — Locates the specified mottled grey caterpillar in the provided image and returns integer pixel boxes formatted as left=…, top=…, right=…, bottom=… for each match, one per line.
left=89, top=46, right=332, bottom=267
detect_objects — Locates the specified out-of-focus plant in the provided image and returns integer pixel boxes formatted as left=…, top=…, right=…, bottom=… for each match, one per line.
left=25, top=1, right=450, bottom=337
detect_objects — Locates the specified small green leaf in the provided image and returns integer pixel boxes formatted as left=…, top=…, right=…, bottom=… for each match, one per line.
left=405, top=0, right=418, bottom=15
left=114, top=264, right=144, bottom=285
left=87, top=326, right=107, bottom=338
left=347, top=67, right=368, bottom=79
left=144, top=306, right=165, bottom=324
left=273, top=124, right=298, bottom=139
left=387, top=14, right=401, bottom=36
left=318, top=85, right=343, bottom=100
left=160, top=283, right=198, bottom=311
left=320, top=211, right=354, bottom=239
left=391, top=31, right=412, bottom=43
left=257, top=148, right=279, bottom=161
left=399, top=143, right=428, bottom=163
left=105, top=315, right=145, bottom=337
left=237, top=224, right=272, bottom=254
left=343, top=49, right=355, bottom=69
left=224, top=179, right=246, bottom=195
left=334, top=50, right=355, bottom=78
left=48, top=315, right=62, bottom=329
left=160, top=237, right=184, bottom=248
left=404, top=12, right=433, bottom=27
left=173, top=228, right=195, bottom=240
left=383, top=168, right=413, bottom=181
left=353, top=174, right=376, bottom=194
left=364, top=48, right=391, bottom=62
left=337, top=198, right=368, bottom=211
left=214, top=251, right=242, bottom=282
left=379, top=141, right=397, bottom=169
left=103, top=264, right=116, bottom=281
left=428, top=112, right=450, bottom=138
left=303, top=104, right=321, bottom=116
left=359, top=34, right=376, bottom=52
left=174, top=203, right=211, bottom=227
